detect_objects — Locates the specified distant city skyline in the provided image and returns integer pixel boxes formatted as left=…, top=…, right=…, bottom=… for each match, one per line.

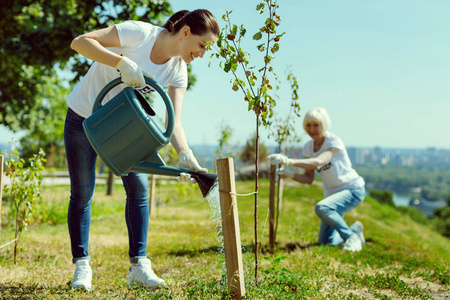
left=1, top=0, right=450, bottom=149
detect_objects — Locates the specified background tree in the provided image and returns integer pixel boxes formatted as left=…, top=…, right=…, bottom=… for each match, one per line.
left=239, top=133, right=269, bottom=165
left=433, top=204, right=450, bottom=238
left=369, top=189, right=395, bottom=207
left=215, top=122, right=234, bottom=159
left=268, top=68, right=301, bottom=154
left=267, top=68, right=301, bottom=246
left=18, top=76, right=69, bottom=168
left=0, top=0, right=186, bottom=165
left=355, top=165, right=450, bottom=202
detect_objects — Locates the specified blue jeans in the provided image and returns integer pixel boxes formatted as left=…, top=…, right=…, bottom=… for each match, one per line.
left=315, top=186, right=365, bottom=246
left=64, top=108, right=149, bottom=263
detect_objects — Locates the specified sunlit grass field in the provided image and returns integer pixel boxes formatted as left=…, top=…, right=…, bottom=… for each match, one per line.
left=1, top=179, right=449, bottom=299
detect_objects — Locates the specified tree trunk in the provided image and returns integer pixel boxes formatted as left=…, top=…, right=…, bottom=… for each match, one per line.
left=0, top=155, right=3, bottom=235
left=254, top=114, right=260, bottom=284
left=14, top=211, right=19, bottom=264
left=274, top=143, right=283, bottom=245
left=107, top=169, right=114, bottom=196
left=269, top=164, right=276, bottom=250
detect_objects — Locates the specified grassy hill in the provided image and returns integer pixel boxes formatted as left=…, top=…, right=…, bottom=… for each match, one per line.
left=0, top=179, right=449, bottom=299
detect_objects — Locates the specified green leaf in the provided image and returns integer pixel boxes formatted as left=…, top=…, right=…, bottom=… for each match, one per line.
left=271, top=43, right=280, bottom=53
left=231, top=24, right=238, bottom=35
left=224, top=61, right=231, bottom=73
left=253, top=32, right=263, bottom=41
left=264, top=55, right=273, bottom=64
left=231, top=60, right=238, bottom=72
left=240, top=25, right=247, bottom=38
left=248, top=99, right=255, bottom=111
left=261, top=85, right=268, bottom=94
left=256, top=3, right=265, bottom=14
left=274, top=256, right=286, bottom=264
left=232, top=81, right=239, bottom=91
left=257, top=44, right=265, bottom=52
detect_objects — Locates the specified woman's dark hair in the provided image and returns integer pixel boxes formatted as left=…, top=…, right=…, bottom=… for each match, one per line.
left=163, top=9, right=220, bottom=36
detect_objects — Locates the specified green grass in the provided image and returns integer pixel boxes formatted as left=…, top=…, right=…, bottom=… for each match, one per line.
left=1, top=179, right=449, bottom=299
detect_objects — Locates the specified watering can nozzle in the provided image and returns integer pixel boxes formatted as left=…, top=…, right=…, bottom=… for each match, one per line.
left=188, top=171, right=218, bottom=198
left=132, top=157, right=218, bottom=198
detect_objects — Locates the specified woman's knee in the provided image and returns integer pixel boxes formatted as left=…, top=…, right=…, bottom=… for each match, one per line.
left=315, top=203, right=328, bottom=218
left=70, top=182, right=95, bottom=206
left=123, top=173, right=149, bottom=200
left=126, top=183, right=148, bottom=201
left=69, top=194, right=93, bottom=208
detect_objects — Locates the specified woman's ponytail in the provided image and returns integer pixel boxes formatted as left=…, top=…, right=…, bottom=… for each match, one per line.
left=162, top=10, right=189, bottom=33
left=163, top=9, right=219, bottom=36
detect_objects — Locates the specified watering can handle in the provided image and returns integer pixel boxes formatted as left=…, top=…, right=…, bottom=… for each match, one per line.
left=92, top=76, right=175, bottom=140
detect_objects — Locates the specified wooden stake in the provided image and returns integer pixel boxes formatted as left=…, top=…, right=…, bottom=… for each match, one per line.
left=216, top=157, right=245, bottom=299
left=269, top=164, right=276, bottom=250
left=277, top=177, right=284, bottom=211
left=149, top=174, right=156, bottom=217
left=106, top=169, right=114, bottom=196
left=0, top=155, right=3, bottom=234
left=274, top=176, right=284, bottom=243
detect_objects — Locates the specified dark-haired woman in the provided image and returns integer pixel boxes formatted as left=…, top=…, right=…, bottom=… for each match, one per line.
left=65, top=9, right=219, bottom=290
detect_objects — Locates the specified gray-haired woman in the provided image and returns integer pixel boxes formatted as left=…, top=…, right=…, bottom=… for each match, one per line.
left=269, top=107, right=366, bottom=252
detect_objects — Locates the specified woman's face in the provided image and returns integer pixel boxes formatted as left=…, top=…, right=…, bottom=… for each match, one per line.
left=179, top=27, right=217, bottom=64
left=305, top=120, right=324, bottom=141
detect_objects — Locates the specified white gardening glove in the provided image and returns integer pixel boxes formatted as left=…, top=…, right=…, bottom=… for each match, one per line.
left=176, top=172, right=197, bottom=184
left=178, top=149, right=208, bottom=173
left=116, top=56, right=146, bottom=87
left=276, top=168, right=294, bottom=180
left=268, top=153, right=292, bottom=166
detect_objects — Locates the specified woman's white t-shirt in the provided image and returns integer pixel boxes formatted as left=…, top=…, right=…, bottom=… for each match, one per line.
left=302, top=131, right=364, bottom=197
left=67, top=21, right=188, bottom=118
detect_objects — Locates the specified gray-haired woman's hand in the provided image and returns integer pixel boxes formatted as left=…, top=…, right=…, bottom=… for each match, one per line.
left=268, top=153, right=292, bottom=166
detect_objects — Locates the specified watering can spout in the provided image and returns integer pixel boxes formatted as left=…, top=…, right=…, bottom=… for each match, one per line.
left=132, top=154, right=218, bottom=198
left=189, top=171, right=218, bottom=198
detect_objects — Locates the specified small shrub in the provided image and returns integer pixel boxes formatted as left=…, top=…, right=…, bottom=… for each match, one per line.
left=2, top=148, right=46, bottom=263
left=432, top=206, right=450, bottom=238
left=369, top=189, right=395, bottom=207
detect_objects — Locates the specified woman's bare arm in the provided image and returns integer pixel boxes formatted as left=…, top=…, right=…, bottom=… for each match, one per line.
left=71, top=26, right=122, bottom=67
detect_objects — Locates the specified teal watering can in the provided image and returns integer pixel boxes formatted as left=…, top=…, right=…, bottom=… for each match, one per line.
left=82, top=76, right=217, bottom=198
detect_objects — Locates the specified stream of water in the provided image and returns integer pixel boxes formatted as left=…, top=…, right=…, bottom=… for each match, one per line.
left=205, top=182, right=224, bottom=249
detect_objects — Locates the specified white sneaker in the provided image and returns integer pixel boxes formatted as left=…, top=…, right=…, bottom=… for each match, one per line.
left=72, top=259, right=92, bottom=290
left=350, top=221, right=365, bottom=246
left=128, top=259, right=166, bottom=289
left=343, top=233, right=363, bottom=252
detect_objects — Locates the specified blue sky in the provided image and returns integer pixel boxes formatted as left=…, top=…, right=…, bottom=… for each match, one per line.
left=170, top=0, right=450, bottom=149
left=1, top=0, right=449, bottom=149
